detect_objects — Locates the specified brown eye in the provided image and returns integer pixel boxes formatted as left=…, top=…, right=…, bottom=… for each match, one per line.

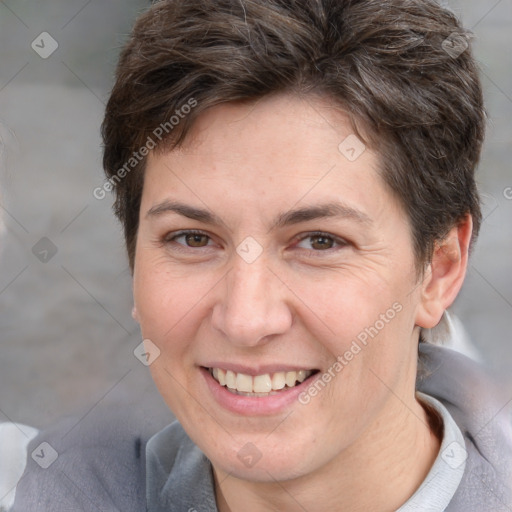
left=184, top=233, right=209, bottom=247
left=309, top=234, right=334, bottom=250
left=165, top=230, right=213, bottom=250
left=294, top=232, right=348, bottom=254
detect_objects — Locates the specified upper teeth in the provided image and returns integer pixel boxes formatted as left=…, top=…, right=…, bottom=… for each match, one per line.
left=211, top=368, right=313, bottom=393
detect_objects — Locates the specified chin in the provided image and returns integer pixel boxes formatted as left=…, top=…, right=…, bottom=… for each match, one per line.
left=194, top=427, right=323, bottom=483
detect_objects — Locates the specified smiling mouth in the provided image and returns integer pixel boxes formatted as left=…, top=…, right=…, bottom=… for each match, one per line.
left=207, top=367, right=319, bottom=397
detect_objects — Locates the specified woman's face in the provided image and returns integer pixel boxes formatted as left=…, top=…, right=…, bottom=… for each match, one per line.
left=133, top=94, right=426, bottom=481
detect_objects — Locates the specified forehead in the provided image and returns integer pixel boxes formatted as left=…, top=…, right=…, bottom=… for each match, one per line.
left=175, top=93, right=363, bottom=165
left=142, top=93, right=398, bottom=229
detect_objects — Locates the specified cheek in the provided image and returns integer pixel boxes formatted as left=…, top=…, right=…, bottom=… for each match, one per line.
left=133, top=254, right=210, bottom=341
left=292, top=269, right=416, bottom=400
left=288, top=269, right=400, bottom=347
left=133, top=259, right=211, bottom=417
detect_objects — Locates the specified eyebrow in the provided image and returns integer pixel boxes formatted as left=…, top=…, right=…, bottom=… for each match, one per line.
left=146, top=199, right=372, bottom=230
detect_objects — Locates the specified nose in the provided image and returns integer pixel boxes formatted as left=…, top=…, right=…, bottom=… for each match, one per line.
left=211, top=256, right=293, bottom=347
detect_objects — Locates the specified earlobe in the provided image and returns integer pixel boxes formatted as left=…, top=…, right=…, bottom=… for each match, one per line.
left=415, top=215, right=473, bottom=329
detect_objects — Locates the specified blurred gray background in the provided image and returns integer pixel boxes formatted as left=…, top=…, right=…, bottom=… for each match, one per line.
left=0, top=0, right=511, bottom=431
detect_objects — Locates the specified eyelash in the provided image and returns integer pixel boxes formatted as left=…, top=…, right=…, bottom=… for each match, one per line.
left=163, top=229, right=348, bottom=256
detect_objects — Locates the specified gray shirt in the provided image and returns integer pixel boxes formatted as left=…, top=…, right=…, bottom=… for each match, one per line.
left=10, top=343, right=512, bottom=511
left=145, top=392, right=467, bottom=511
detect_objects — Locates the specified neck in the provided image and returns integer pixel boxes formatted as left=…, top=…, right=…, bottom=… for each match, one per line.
left=214, top=395, right=441, bottom=512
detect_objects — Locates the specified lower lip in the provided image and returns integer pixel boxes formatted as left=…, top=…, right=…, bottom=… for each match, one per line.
left=201, top=367, right=317, bottom=416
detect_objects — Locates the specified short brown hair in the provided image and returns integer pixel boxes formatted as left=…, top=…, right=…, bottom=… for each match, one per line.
left=102, top=0, right=485, bottom=272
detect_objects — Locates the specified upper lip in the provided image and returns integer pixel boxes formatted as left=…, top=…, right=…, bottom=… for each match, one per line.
left=200, top=363, right=319, bottom=376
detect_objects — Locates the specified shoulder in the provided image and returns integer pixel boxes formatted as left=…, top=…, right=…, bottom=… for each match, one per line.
left=417, top=343, right=512, bottom=511
left=10, top=405, right=173, bottom=512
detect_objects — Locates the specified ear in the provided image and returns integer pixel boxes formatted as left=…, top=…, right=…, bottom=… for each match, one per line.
left=415, top=215, right=472, bottom=329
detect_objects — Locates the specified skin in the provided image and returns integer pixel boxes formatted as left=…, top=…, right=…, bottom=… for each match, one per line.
left=132, top=93, right=471, bottom=512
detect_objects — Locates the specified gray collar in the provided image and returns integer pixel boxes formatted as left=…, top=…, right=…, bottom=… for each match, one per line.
left=146, top=421, right=218, bottom=512
left=397, top=392, right=466, bottom=511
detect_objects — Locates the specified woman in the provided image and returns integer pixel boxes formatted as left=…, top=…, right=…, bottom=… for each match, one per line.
left=11, top=0, right=512, bottom=510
